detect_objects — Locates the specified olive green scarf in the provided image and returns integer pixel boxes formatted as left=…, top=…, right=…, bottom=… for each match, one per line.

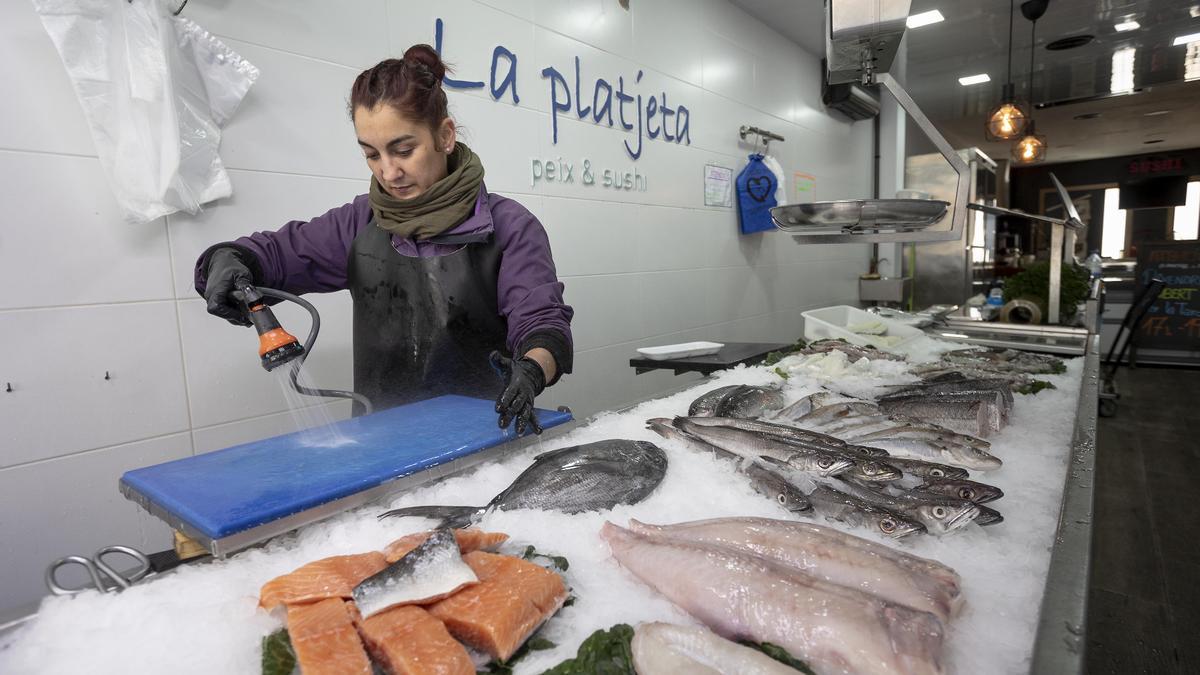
left=368, top=143, right=485, bottom=240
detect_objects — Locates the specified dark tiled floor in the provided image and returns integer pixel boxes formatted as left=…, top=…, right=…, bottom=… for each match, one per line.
left=1087, top=366, right=1200, bottom=674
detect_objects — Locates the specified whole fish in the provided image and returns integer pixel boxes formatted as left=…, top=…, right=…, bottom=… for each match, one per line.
left=721, top=385, right=787, bottom=418
left=852, top=435, right=1002, bottom=472
left=912, top=478, right=1004, bottom=504
left=878, top=397, right=1005, bottom=442
left=688, top=384, right=785, bottom=418
left=688, top=385, right=742, bottom=417
left=677, top=416, right=875, bottom=452
left=628, top=518, right=963, bottom=622
left=379, top=440, right=667, bottom=525
left=673, top=419, right=854, bottom=477
left=845, top=458, right=903, bottom=483
left=632, top=622, right=800, bottom=675
left=601, top=523, right=946, bottom=675
left=796, top=401, right=883, bottom=428
left=802, top=339, right=907, bottom=362
left=880, top=457, right=971, bottom=481
left=881, top=379, right=1015, bottom=408
left=647, top=419, right=811, bottom=513
left=806, top=485, right=926, bottom=539
left=881, top=390, right=1011, bottom=426
left=771, top=391, right=834, bottom=421
left=352, top=527, right=477, bottom=619
left=833, top=479, right=979, bottom=536
left=850, top=424, right=991, bottom=451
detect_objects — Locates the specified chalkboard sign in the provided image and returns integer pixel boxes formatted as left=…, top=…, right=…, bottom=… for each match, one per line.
left=1136, top=241, right=1200, bottom=350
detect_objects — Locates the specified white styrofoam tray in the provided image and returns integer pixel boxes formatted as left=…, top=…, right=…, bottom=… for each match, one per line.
left=635, top=341, right=725, bottom=361
left=801, top=305, right=922, bottom=352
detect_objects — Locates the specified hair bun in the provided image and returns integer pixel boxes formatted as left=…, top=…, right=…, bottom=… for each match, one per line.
left=403, top=44, right=446, bottom=84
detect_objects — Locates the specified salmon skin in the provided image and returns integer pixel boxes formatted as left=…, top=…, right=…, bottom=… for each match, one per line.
left=260, top=552, right=387, bottom=611
left=428, top=551, right=568, bottom=661
left=379, top=439, right=668, bottom=526
left=286, top=598, right=372, bottom=675
left=383, top=528, right=509, bottom=563
left=358, top=605, right=474, bottom=675
left=353, top=528, right=478, bottom=619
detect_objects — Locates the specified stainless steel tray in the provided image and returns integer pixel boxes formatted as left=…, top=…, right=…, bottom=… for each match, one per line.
left=772, top=198, right=949, bottom=233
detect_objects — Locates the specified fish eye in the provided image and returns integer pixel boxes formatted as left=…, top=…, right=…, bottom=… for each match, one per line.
left=777, top=493, right=788, bottom=504
left=818, top=458, right=833, bottom=469
left=931, top=469, right=945, bottom=477
left=879, top=518, right=897, bottom=533
left=933, top=506, right=947, bottom=518
left=959, top=487, right=975, bottom=500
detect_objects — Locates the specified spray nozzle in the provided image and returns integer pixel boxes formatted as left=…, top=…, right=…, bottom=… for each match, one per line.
left=235, top=282, right=305, bottom=371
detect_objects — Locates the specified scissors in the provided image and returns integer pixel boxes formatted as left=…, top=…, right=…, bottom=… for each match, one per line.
left=45, top=545, right=153, bottom=596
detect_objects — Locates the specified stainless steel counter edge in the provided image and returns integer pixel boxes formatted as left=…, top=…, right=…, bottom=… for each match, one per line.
left=1029, top=332, right=1099, bottom=674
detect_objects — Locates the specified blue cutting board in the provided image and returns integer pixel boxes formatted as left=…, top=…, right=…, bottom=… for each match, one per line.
left=120, top=396, right=572, bottom=540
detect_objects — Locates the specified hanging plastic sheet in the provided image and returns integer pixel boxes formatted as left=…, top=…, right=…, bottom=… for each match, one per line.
left=735, top=154, right=779, bottom=234
left=33, top=0, right=259, bottom=223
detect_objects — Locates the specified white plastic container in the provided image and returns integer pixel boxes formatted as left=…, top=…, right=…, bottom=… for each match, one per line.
left=801, top=305, right=922, bottom=352
left=635, top=341, right=725, bottom=361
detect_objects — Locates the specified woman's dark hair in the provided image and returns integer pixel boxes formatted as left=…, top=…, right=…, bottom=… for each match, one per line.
left=349, top=45, right=449, bottom=130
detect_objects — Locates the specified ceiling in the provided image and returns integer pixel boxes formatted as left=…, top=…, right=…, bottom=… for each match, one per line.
left=729, top=0, right=1200, bottom=165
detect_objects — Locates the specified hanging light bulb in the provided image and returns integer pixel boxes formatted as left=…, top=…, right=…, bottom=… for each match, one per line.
left=1012, top=121, right=1047, bottom=164
left=986, top=84, right=1029, bottom=140
left=984, top=1, right=1029, bottom=141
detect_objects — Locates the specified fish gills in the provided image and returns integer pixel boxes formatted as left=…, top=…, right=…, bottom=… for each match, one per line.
left=357, top=605, right=475, bottom=675
left=601, top=523, right=945, bottom=675
left=384, top=528, right=510, bottom=563
left=631, top=622, right=798, bottom=675
left=260, top=552, right=388, bottom=611
left=285, top=598, right=372, bottom=675
left=427, top=551, right=567, bottom=661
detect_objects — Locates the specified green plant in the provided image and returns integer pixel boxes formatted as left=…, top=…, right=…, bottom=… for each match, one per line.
left=1002, top=262, right=1090, bottom=323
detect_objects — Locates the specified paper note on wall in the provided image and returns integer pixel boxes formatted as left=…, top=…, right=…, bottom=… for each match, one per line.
left=794, top=172, right=816, bottom=204
left=704, top=164, right=734, bottom=207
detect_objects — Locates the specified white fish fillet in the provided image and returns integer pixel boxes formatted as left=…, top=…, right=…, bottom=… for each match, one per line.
left=602, top=522, right=945, bottom=675
left=627, top=517, right=962, bottom=622
left=352, top=528, right=477, bottom=619
left=632, top=622, right=798, bottom=675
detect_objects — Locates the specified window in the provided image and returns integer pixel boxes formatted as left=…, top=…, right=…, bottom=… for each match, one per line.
left=1172, top=180, right=1200, bottom=240
left=1101, top=187, right=1127, bottom=258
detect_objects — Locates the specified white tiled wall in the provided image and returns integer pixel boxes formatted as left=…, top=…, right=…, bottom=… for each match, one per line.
left=0, top=0, right=873, bottom=615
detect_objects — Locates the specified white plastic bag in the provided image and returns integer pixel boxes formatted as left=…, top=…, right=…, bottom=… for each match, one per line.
left=33, top=0, right=259, bottom=223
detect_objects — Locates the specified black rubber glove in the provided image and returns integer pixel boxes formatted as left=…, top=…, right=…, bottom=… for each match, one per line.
left=490, top=351, right=546, bottom=435
left=203, top=247, right=255, bottom=326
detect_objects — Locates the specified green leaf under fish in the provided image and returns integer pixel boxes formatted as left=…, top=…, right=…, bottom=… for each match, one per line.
left=261, top=628, right=297, bottom=675
left=1015, top=379, right=1056, bottom=395
left=739, top=640, right=817, bottom=674
left=774, top=367, right=790, bottom=380
left=522, top=544, right=570, bottom=571
left=764, top=338, right=808, bottom=366
left=540, top=624, right=636, bottom=675
left=480, top=635, right=558, bottom=674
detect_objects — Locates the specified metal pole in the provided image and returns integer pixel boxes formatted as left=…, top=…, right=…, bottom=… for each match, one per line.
left=1049, top=223, right=1063, bottom=324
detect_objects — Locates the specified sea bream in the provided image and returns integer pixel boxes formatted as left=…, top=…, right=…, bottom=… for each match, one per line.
left=379, top=439, right=667, bottom=525
left=601, top=522, right=946, bottom=675
left=631, top=622, right=801, bottom=675
left=627, top=517, right=963, bottom=622
left=687, top=384, right=786, bottom=418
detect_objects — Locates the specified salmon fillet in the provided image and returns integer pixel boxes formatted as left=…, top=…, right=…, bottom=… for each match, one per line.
left=358, top=605, right=475, bottom=675
left=383, top=528, right=510, bottom=563
left=286, top=598, right=372, bottom=675
left=260, top=552, right=388, bottom=610
left=427, top=551, right=567, bottom=661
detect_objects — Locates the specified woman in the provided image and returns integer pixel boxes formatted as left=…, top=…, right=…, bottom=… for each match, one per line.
left=195, top=45, right=573, bottom=435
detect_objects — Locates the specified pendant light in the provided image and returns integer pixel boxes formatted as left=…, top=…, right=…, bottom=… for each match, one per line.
left=985, top=0, right=1029, bottom=141
left=1012, top=0, right=1049, bottom=164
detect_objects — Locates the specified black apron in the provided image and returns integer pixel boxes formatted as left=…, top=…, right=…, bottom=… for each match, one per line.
left=347, top=221, right=508, bottom=415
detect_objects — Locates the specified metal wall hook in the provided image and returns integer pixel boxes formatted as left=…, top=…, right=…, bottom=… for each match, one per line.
left=738, top=125, right=786, bottom=155
left=5, top=382, right=11, bottom=393
left=104, top=371, right=112, bottom=381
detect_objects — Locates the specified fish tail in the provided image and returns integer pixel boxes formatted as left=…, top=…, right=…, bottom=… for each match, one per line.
left=376, top=505, right=481, bottom=528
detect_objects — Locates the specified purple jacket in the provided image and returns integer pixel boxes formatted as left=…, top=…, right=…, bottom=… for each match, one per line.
left=194, top=186, right=574, bottom=369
